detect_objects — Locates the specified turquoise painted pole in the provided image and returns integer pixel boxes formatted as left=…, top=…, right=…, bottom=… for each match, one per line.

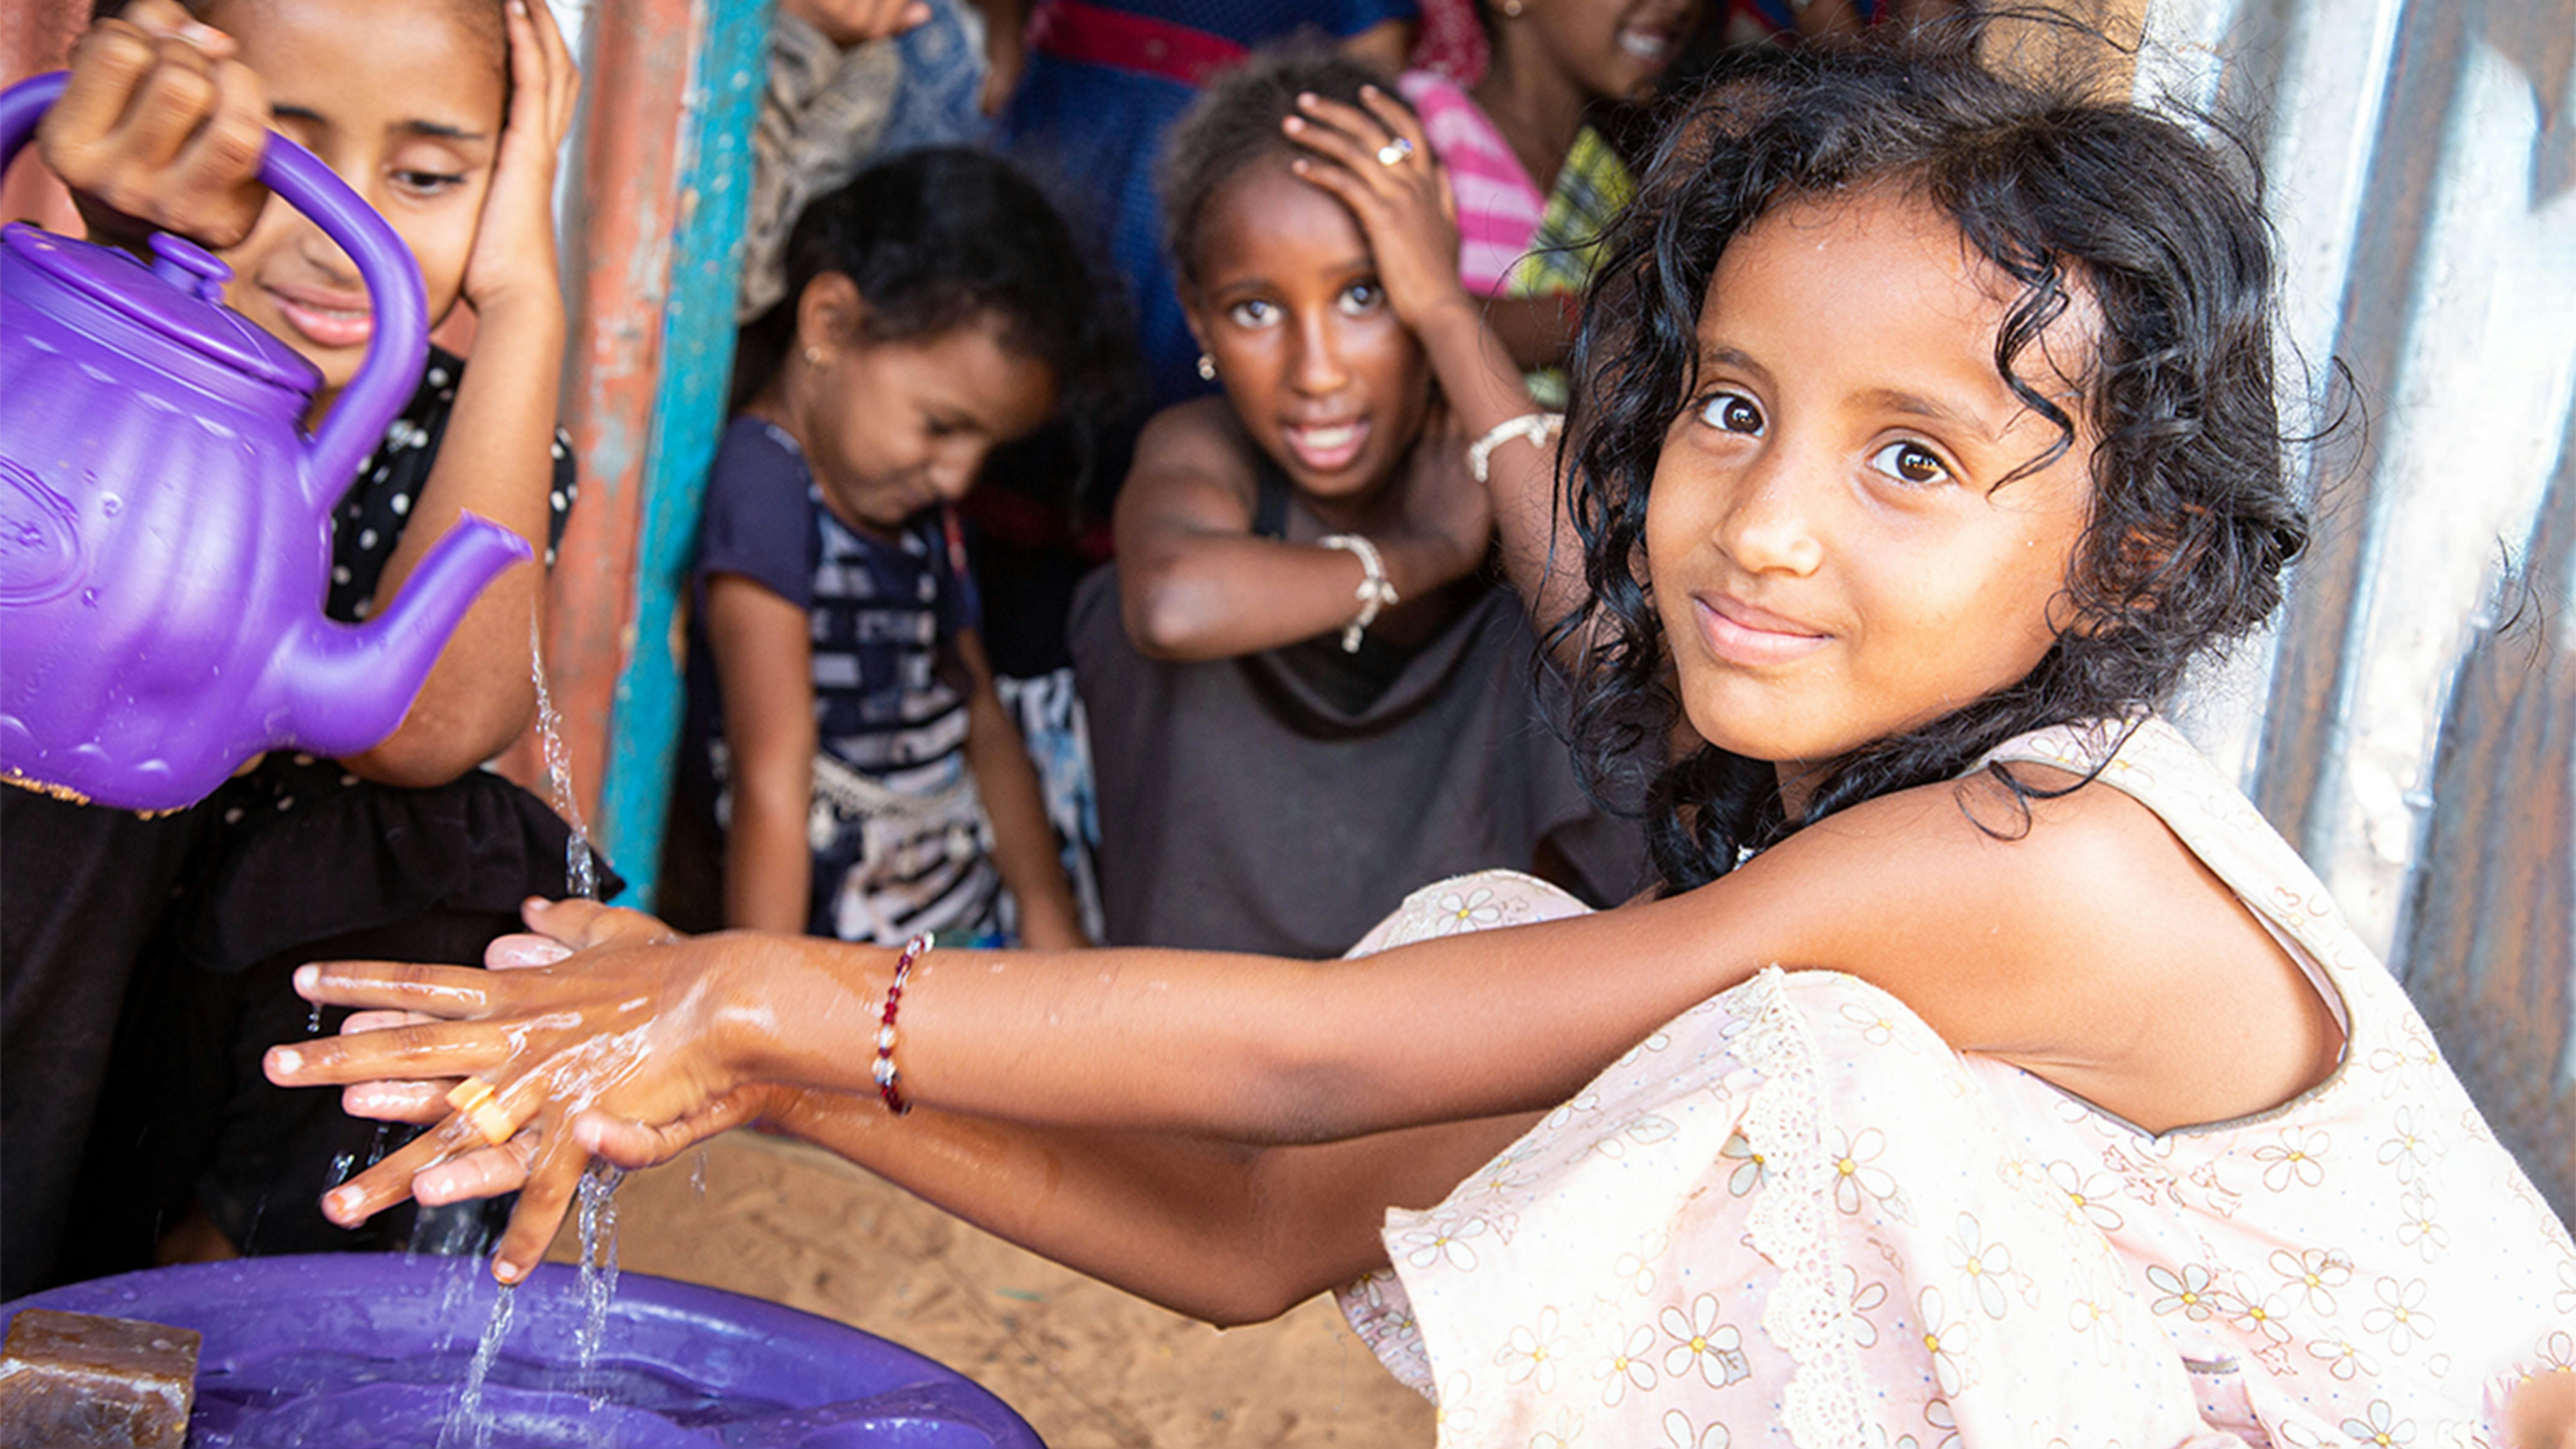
left=596, top=2, right=772, bottom=909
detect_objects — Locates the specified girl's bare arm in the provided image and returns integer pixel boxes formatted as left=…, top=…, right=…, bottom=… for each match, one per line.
left=630, top=1087, right=1530, bottom=1323
left=1115, top=400, right=1485, bottom=660
left=275, top=756, right=2341, bottom=1284
left=706, top=574, right=818, bottom=935
left=953, top=628, right=1087, bottom=948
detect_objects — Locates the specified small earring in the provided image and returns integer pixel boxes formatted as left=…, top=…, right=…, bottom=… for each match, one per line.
left=1499, top=0, right=1523, bottom=16
left=1196, top=352, right=1218, bottom=382
left=802, top=346, right=825, bottom=366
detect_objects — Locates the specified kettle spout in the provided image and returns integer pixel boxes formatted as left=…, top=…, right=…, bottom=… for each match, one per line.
left=270, top=513, right=533, bottom=758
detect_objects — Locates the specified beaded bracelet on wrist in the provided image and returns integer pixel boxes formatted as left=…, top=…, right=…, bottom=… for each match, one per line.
left=873, top=932, right=933, bottom=1116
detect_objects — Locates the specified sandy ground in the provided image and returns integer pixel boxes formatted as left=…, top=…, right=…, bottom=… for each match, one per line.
left=544, top=1129, right=1435, bottom=1448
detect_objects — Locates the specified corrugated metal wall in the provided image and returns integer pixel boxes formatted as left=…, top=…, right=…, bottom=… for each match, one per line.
left=2152, top=0, right=2576, bottom=1217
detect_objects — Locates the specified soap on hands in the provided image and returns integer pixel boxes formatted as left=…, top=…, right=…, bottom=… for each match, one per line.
left=0, top=1308, right=201, bottom=1449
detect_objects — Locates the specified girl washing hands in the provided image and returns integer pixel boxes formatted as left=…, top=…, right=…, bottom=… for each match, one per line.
left=9, top=0, right=593, bottom=1277
left=274, top=34, right=2576, bottom=1448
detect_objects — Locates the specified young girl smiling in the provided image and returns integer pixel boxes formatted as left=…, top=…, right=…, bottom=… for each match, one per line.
left=279, top=33, right=2575, bottom=1448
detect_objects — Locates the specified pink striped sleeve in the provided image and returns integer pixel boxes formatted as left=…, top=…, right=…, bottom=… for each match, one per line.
left=1398, top=70, right=1546, bottom=295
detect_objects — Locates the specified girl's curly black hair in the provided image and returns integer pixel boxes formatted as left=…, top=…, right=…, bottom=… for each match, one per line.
left=1561, top=31, right=2312, bottom=893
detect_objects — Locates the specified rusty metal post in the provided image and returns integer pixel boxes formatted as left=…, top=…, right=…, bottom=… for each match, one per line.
left=530, top=5, right=697, bottom=840
left=594, top=2, right=770, bottom=906
left=533, top=0, right=767, bottom=901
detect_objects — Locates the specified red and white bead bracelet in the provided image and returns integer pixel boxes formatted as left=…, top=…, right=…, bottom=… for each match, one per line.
left=873, top=932, right=933, bottom=1115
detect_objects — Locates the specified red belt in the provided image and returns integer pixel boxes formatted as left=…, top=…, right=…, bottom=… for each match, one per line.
left=1027, top=0, right=1249, bottom=88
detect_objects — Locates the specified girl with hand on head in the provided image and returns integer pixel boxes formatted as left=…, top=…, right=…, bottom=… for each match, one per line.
left=7, top=0, right=591, bottom=1283
left=278, top=33, right=2576, bottom=1449
left=669, top=150, right=1103, bottom=951
left=1074, top=49, right=1640, bottom=957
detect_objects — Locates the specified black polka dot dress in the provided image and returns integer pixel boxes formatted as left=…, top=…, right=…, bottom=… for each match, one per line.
left=181, top=346, right=617, bottom=974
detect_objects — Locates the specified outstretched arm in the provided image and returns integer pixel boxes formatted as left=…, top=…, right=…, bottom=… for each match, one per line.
left=273, top=761, right=2336, bottom=1285
left=379, top=1071, right=1530, bottom=1318
left=326, top=908, right=1532, bottom=1306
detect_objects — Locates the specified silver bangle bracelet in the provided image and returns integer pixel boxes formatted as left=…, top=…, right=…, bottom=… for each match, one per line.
left=1467, top=411, right=1565, bottom=485
left=1318, top=533, right=1400, bottom=653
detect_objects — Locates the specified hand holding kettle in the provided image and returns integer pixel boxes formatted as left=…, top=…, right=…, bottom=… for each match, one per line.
left=0, top=44, right=530, bottom=812
left=38, top=0, right=274, bottom=254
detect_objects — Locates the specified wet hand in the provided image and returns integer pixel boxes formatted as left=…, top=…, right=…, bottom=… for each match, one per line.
left=265, top=899, right=742, bottom=1282
left=39, top=0, right=270, bottom=250
left=458, top=0, right=581, bottom=318
left=404, top=1082, right=806, bottom=1210
left=329, top=898, right=650, bottom=1126
left=1281, top=87, right=1471, bottom=336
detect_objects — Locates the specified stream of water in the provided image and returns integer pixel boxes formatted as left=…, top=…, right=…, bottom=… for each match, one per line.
left=528, top=613, right=597, bottom=903
left=433, top=1280, right=515, bottom=1449
left=436, top=618, right=623, bottom=1445
left=575, top=1160, right=624, bottom=1379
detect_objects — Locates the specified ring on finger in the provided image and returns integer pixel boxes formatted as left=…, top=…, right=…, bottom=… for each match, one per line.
left=466, top=1098, right=516, bottom=1147
left=447, top=1079, right=516, bottom=1146
left=1375, top=136, right=1414, bottom=167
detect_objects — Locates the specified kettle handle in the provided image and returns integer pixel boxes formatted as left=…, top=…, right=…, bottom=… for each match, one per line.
left=0, top=71, right=426, bottom=503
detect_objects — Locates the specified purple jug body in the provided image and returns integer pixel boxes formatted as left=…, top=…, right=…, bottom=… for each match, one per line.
left=0, top=73, right=530, bottom=813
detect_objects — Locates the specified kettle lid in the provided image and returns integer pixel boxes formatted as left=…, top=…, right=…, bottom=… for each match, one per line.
left=5, top=224, right=320, bottom=397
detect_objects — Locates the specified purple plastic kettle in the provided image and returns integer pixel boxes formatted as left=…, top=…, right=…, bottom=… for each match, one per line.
left=0, top=72, right=530, bottom=813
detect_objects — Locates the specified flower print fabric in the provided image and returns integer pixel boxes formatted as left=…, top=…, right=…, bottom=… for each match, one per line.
left=1335, top=719, right=2576, bottom=1447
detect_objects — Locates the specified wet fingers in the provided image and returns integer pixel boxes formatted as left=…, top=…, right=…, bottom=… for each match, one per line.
left=268, top=1015, right=502, bottom=1088
left=318, top=1114, right=474, bottom=1226
left=413, top=1133, right=539, bottom=1206
left=294, top=958, right=496, bottom=1014
left=343, top=1079, right=451, bottom=1124
left=489, top=1119, right=589, bottom=1283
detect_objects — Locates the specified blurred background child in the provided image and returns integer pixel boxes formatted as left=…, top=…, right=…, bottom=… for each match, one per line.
left=1073, top=49, right=1641, bottom=958
left=5, top=0, right=590, bottom=1289
left=1399, top=0, right=1706, bottom=402
left=662, top=150, right=1114, bottom=950
left=738, top=0, right=998, bottom=325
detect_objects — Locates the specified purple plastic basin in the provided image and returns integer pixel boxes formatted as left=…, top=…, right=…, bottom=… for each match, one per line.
left=2, top=1254, right=1044, bottom=1448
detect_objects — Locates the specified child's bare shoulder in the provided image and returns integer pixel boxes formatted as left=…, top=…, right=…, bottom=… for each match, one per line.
left=1817, top=763, right=2267, bottom=969
left=1741, top=767, right=2326, bottom=1103
left=1120, top=399, right=1265, bottom=534
left=1132, top=400, right=1258, bottom=482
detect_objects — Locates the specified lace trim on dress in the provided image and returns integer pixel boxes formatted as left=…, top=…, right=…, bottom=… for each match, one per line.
left=1736, top=967, right=1869, bottom=1449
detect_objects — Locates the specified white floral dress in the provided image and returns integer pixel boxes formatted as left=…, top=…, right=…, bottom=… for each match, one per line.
left=1335, top=718, right=2576, bottom=1448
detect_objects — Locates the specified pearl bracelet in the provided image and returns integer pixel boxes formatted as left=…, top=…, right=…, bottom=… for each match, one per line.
left=1318, top=533, right=1400, bottom=653
left=1467, top=411, right=1565, bottom=484
left=873, top=932, right=933, bottom=1115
